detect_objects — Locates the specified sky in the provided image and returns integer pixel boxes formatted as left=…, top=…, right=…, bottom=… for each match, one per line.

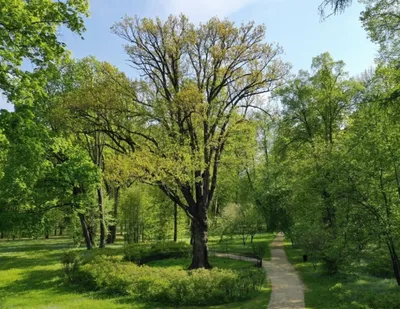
left=0, top=0, right=378, bottom=110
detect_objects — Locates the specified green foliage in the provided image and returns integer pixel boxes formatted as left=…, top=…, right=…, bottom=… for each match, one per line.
left=0, top=237, right=271, bottom=309
left=124, top=241, right=191, bottom=264
left=71, top=255, right=266, bottom=306
left=0, top=0, right=89, bottom=103
left=361, top=0, right=400, bottom=62
left=251, top=241, right=268, bottom=259
left=61, top=250, right=81, bottom=282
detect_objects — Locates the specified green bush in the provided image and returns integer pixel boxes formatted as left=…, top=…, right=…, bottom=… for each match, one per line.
left=251, top=242, right=268, bottom=258
left=61, top=251, right=81, bottom=282
left=61, top=248, right=123, bottom=285
left=73, top=256, right=266, bottom=306
left=124, top=241, right=191, bottom=264
left=81, top=247, right=124, bottom=263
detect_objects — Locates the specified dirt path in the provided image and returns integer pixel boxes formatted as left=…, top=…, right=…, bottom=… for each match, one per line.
left=215, top=233, right=305, bottom=309
left=264, top=233, right=305, bottom=309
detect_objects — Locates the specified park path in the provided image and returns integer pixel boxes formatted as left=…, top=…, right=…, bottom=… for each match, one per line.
left=216, top=233, right=305, bottom=309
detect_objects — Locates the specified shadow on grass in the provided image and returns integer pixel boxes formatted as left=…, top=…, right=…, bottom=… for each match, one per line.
left=0, top=268, right=68, bottom=298
left=0, top=251, right=64, bottom=271
left=0, top=239, right=73, bottom=254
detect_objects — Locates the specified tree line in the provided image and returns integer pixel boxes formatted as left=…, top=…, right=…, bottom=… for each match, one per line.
left=1, top=0, right=400, bottom=281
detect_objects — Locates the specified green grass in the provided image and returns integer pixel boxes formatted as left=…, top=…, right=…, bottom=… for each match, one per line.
left=284, top=238, right=400, bottom=309
left=208, top=233, right=275, bottom=260
left=0, top=236, right=272, bottom=309
left=148, top=256, right=256, bottom=270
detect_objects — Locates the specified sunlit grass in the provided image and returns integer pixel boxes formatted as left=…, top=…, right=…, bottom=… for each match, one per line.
left=208, top=233, right=276, bottom=260
left=283, top=238, right=400, bottom=309
left=0, top=236, right=273, bottom=309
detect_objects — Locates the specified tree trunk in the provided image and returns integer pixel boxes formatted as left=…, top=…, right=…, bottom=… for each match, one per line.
left=107, top=187, right=119, bottom=244
left=78, top=213, right=93, bottom=250
left=173, top=202, right=178, bottom=242
left=387, top=239, right=400, bottom=286
left=188, top=214, right=211, bottom=269
left=98, top=187, right=106, bottom=248
left=59, top=227, right=63, bottom=236
left=54, top=228, right=57, bottom=236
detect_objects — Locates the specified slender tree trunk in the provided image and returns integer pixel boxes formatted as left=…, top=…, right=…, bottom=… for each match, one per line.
left=54, top=228, right=57, bottom=236
left=387, top=239, right=400, bottom=286
left=189, top=207, right=211, bottom=269
left=107, top=187, right=119, bottom=244
left=173, top=202, right=178, bottom=242
left=98, top=187, right=106, bottom=248
left=78, top=213, right=93, bottom=250
left=59, top=227, right=63, bottom=236
left=88, top=225, right=95, bottom=247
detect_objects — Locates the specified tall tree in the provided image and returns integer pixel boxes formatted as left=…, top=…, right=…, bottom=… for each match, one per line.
left=275, top=53, right=362, bottom=273
left=46, top=58, right=133, bottom=248
left=73, top=15, right=289, bottom=268
left=336, top=65, right=400, bottom=285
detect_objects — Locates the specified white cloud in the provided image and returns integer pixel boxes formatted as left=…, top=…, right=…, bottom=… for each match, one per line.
left=161, top=0, right=259, bottom=23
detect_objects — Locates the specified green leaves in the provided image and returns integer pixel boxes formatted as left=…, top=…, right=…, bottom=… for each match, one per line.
left=0, top=0, right=89, bottom=103
left=361, top=0, right=400, bottom=62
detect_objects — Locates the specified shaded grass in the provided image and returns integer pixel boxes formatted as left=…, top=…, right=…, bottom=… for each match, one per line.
left=208, top=233, right=275, bottom=260
left=283, top=238, right=400, bottom=309
left=0, top=236, right=272, bottom=309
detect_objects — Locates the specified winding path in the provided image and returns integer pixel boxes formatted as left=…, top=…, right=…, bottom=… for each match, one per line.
left=216, top=233, right=305, bottom=309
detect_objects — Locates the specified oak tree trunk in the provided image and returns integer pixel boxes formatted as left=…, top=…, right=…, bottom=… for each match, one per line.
left=188, top=213, right=211, bottom=269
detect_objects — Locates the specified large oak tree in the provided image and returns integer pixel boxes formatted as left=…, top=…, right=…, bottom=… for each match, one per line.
left=73, top=15, right=289, bottom=268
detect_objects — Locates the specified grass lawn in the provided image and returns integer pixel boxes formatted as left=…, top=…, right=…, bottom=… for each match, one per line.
left=208, top=233, right=276, bottom=260
left=283, top=238, right=400, bottom=309
left=0, top=236, right=272, bottom=309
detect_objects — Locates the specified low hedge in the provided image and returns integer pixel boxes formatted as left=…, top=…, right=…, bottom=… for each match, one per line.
left=63, top=254, right=266, bottom=306
left=123, top=241, right=191, bottom=264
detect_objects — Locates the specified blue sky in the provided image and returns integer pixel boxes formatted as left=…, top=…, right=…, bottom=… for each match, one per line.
left=0, top=0, right=377, bottom=110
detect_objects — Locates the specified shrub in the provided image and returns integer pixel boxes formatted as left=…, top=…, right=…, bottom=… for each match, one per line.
left=124, top=241, right=191, bottom=264
left=251, top=242, right=268, bottom=259
left=81, top=247, right=124, bottom=263
left=61, top=248, right=123, bottom=285
left=72, top=256, right=266, bottom=306
left=61, top=251, right=81, bottom=282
